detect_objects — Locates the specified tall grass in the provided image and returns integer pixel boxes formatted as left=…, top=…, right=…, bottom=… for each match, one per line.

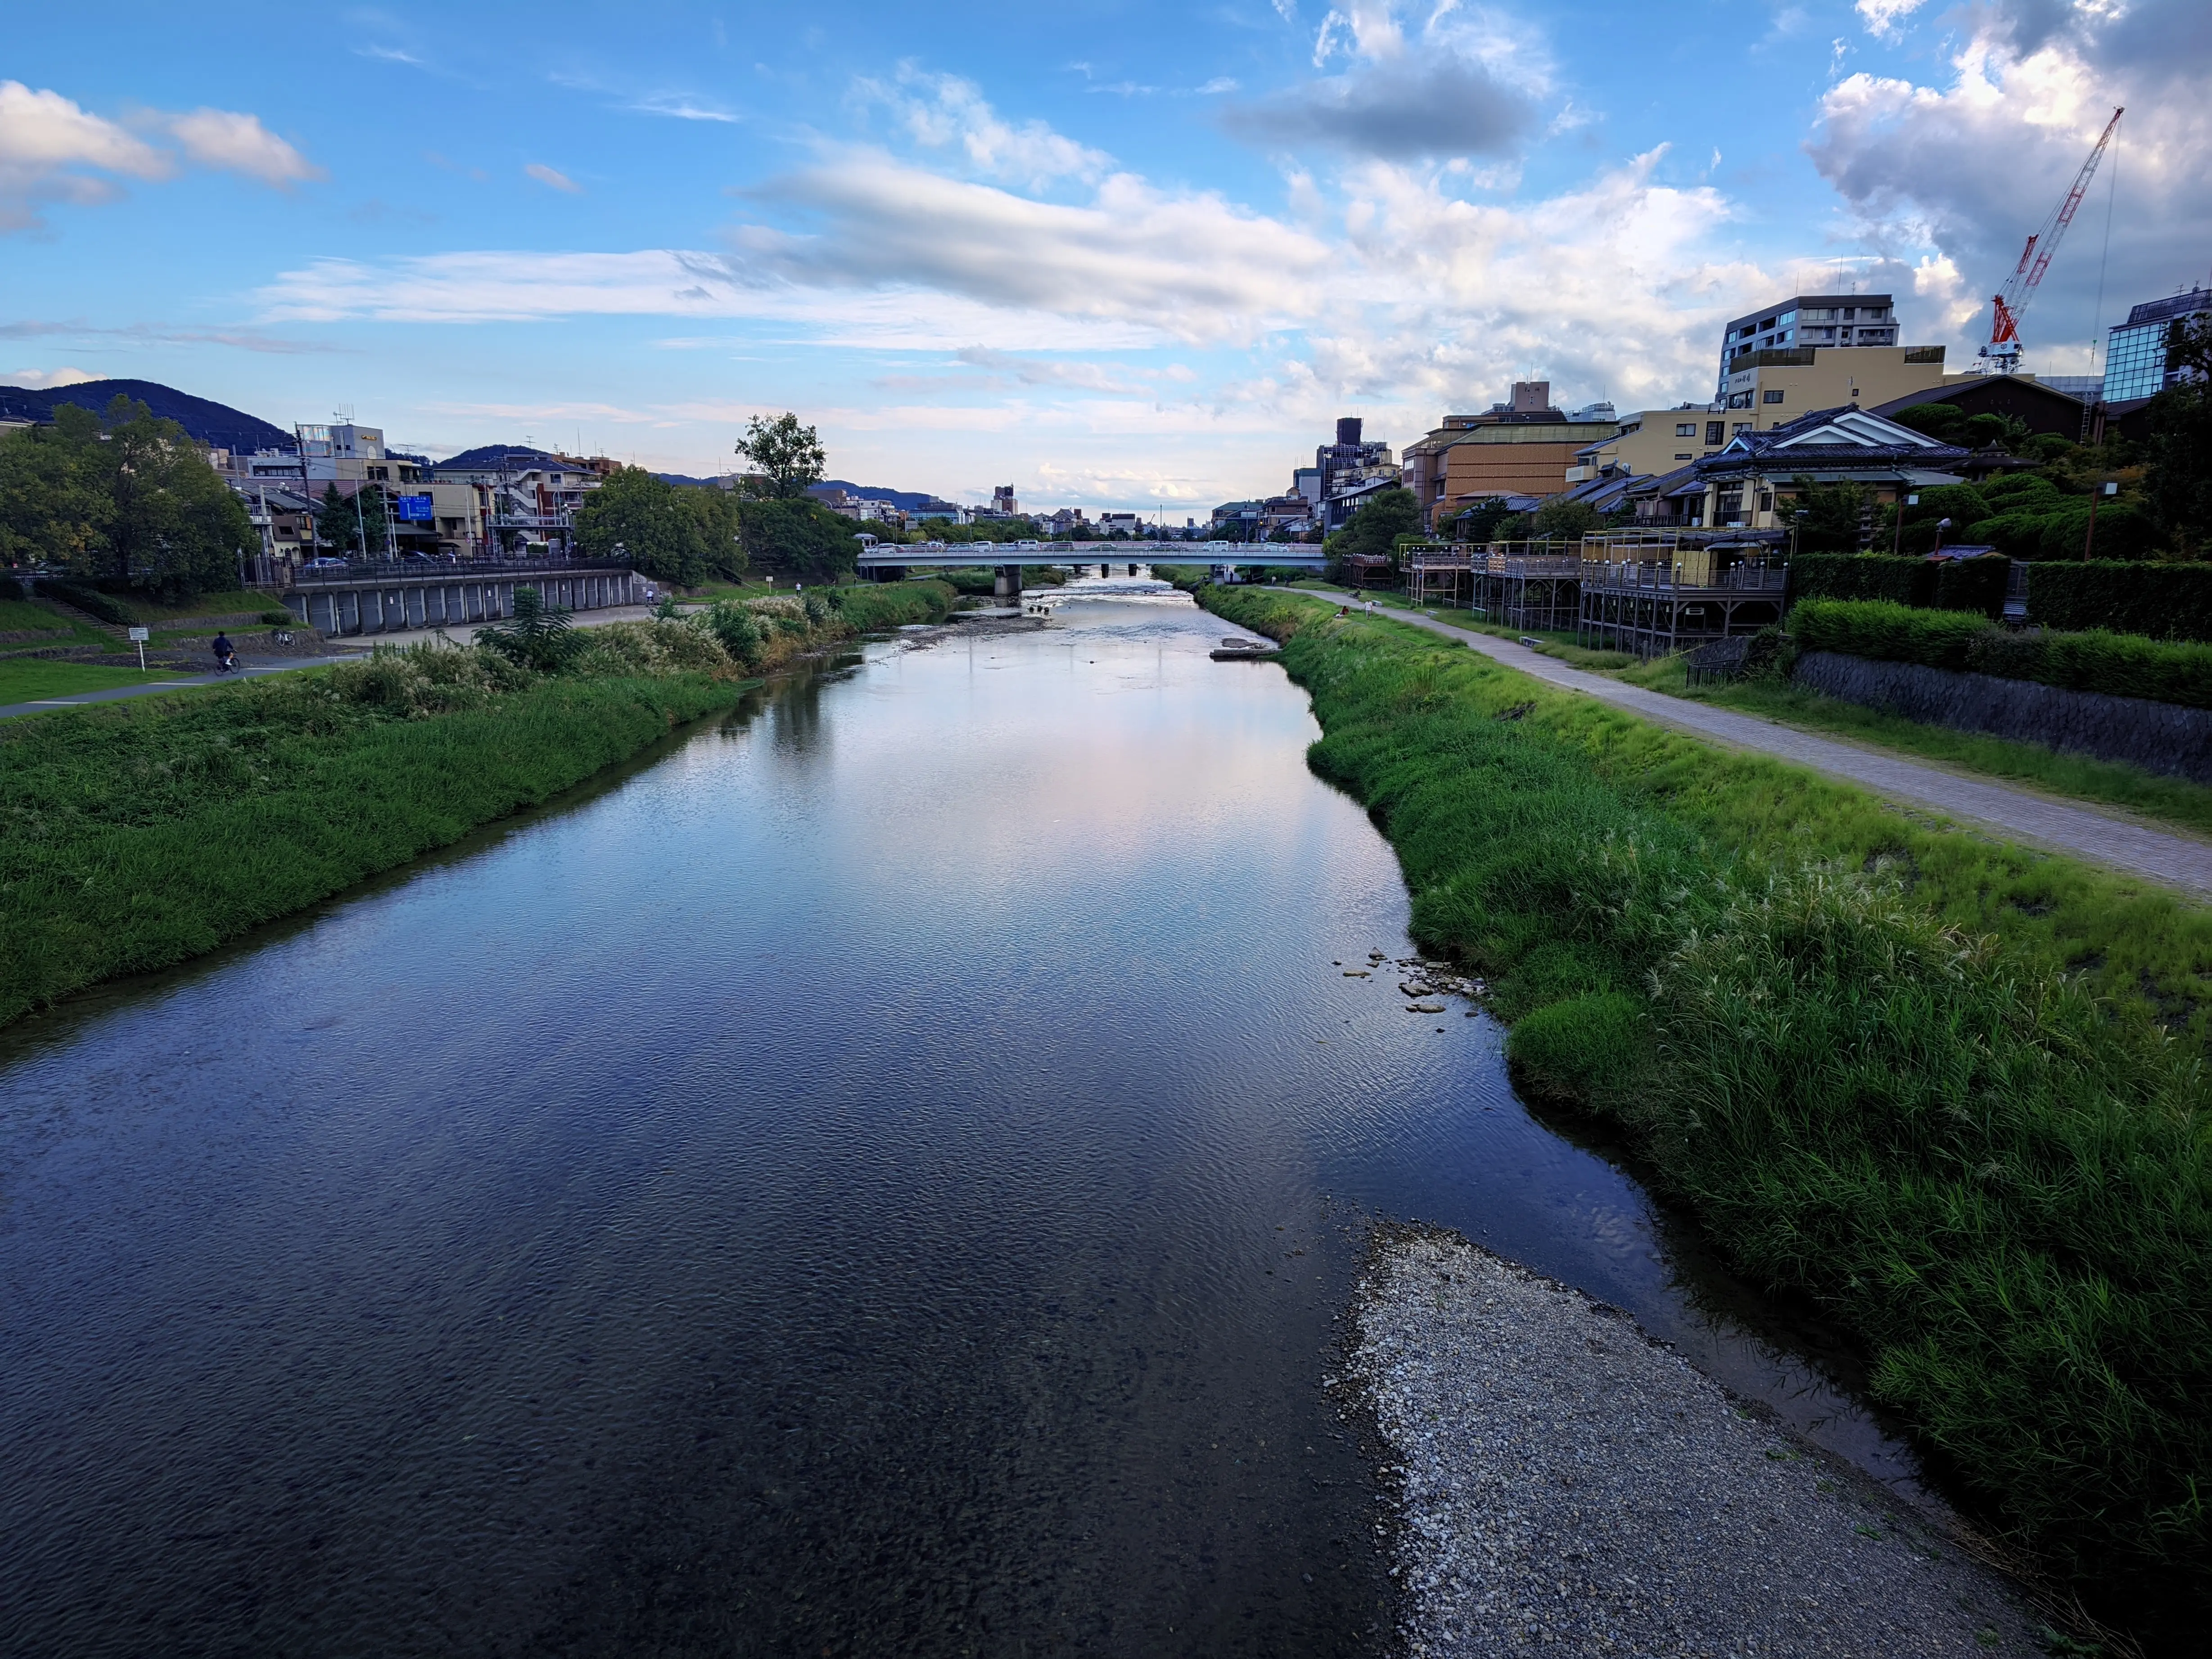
left=1201, top=584, right=2212, bottom=1630
left=0, top=652, right=743, bottom=1026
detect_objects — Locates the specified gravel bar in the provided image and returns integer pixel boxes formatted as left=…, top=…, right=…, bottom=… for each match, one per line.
left=1348, top=1229, right=2044, bottom=1657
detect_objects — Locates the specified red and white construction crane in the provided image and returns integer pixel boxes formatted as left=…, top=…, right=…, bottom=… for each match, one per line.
left=1978, top=104, right=2124, bottom=374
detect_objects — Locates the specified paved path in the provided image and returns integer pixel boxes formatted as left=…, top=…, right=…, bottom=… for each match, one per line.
left=1339, top=599, right=2212, bottom=898
left=0, top=656, right=353, bottom=721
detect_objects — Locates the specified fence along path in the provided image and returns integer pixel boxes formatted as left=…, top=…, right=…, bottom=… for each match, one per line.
left=1349, top=603, right=2212, bottom=899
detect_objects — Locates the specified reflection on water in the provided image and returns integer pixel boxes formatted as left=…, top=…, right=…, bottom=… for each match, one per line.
left=0, top=577, right=1914, bottom=1656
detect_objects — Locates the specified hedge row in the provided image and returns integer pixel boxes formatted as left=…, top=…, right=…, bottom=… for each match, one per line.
left=1787, top=553, right=2009, bottom=616
left=1790, top=598, right=2212, bottom=711
left=1790, top=555, right=2212, bottom=643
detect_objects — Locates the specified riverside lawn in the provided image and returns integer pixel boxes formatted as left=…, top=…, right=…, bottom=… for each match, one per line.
left=0, top=582, right=955, bottom=1028
left=1196, top=583, right=2212, bottom=1639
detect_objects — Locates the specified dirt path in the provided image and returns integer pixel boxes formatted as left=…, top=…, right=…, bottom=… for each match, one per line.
left=1350, top=602, right=2212, bottom=898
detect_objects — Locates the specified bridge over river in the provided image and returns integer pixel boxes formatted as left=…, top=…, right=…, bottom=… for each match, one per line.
left=856, top=541, right=1326, bottom=595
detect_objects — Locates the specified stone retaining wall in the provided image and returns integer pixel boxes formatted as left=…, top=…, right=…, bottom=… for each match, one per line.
left=1792, top=649, right=2212, bottom=784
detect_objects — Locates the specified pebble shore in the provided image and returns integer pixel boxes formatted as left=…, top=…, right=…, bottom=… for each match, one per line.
left=1348, top=1229, right=2044, bottom=1657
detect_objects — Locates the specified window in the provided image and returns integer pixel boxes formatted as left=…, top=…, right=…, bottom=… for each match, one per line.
left=1705, top=421, right=1725, bottom=445
left=1779, top=310, right=1797, bottom=326
left=1733, top=423, right=1752, bottom=436
left=1758, top=491, right=1774, bottom=513
left=1725, top=391, right=1753, bottom=409
left=1675, top=422, right=1698, bottom=437
left=1762, top=389, right=1784, bottom=404
left=1842, top=307, right=1856, bottom=320
left=1759, top=316, right=1777, bottom=330
left=1675, top=452, right=1694, bottom=461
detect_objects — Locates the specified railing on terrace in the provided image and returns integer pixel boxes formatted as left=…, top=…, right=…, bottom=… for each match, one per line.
left=1578, top=556, right=1788, bottom=595
left=287, top=555, right=635, bottom=586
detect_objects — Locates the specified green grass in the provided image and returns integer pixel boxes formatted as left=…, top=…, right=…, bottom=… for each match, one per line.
left=0, top=600, right=77, bottom=636
left=1197, top=583, right=2212, bottom=1637
left=0, top=659, right=176, bottom=707
left=112, top=588, right=293, bottom=624
left=1617, top=654, right=2212, bottom=841
left=0, top=661, right=744, bottom=1027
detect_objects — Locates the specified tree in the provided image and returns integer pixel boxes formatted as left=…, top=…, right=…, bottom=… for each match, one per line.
left=734, top=413, right=826, bottom=500
left=736, top=497, right=864, bottom=582
left=475, top=586, right=578, bottom=672
left=1449, top=498, right=1515, bottom=544
left=1890, top=403, right=1968, bottom=445
left=1787, top=476, right=1870, bottom=554
left=684, top=485, right=748, bottom=580
left=1324, top=487, right=1421, bottom=562
left=315, top=482, right=389, bottom=556
left=0, top=395, right=252, bottom=597
left=573, top=466, right=713, bottom=586
left=2146, top=314, right=2212, bottom=554
left=1532, top=498, right=1600, bottom=540
left=0, top=404, right=107, bottom=568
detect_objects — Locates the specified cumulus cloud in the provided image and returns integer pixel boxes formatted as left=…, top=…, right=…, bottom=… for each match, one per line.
left=1224, top=1, right=1547, bottom=159
left=0, top=79, right=317, bottom=231
left=167, top=108, right=321, bottom=186
left=2, top=365, right=98, bottom=388
left=859, top=68, right=1111, bottom=187
left=1854, top=0, right=1928, bottom=40
left=1808, top=0, right=2212, bottom=363
left=525, top=162, right=582, bottom=193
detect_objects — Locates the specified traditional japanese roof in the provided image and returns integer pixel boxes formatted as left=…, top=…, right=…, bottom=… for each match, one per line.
left=1693, top=405, right=1970, bottom=482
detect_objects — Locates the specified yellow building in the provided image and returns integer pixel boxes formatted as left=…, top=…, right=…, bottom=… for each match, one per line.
left=1719, top=345, right=1950, bottom=428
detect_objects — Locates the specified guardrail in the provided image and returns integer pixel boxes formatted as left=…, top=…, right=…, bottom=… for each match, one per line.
left=288, top=555, right=634, bottom=586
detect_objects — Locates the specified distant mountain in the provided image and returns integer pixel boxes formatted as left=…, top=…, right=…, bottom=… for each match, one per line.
left=433, top=443, right=562, bottom=471
left=0, top=378, right=292, bottom=454
left=808, top=480, right=954, bottom=511
left=654, top=472, right=727, bottom=488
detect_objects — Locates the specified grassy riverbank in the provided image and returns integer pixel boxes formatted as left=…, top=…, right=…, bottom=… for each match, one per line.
left=1197, top=582, right=2212, bottom=1635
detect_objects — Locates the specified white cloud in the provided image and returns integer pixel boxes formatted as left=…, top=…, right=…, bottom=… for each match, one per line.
left=0, top=79, right=316, bottom=231
left=525, top=162, right=583, bottom=194
left=1229, top=1, right=1552, bottom=159
left=1808, top=0, right=2212, bottom=365
left=860, top=69, right=1111, bottom=187
left=2, top=365, right=98, bottom=388
left=1854, top=0, right=1929, bottom=39
left=627, top=93, right=740, bottom=122
left=167, top=109, right=321, bottom=186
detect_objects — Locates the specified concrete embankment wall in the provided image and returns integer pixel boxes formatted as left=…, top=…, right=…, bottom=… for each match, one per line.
left=1793, top=648, right=2212, bottom=783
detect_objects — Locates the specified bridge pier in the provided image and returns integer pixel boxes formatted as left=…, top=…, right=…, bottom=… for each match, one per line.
left=1127, top=564, right=1138, bottom=577
left=994, top=563, right=1022, bottom=601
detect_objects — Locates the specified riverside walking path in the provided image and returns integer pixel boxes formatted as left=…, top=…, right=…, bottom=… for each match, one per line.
left=0, top=655, right=348, bottom=721
left=1333, top=597, right=2212, bottom=900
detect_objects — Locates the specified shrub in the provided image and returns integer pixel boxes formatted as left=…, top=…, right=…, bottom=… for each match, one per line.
left=1506, top=990, right=1648, bottom=1104
left=703, top=600, right=764, bottom=669
left=474, top=586, right=579, bottom=672
left=1787, top=554, right=1930, bottom=609
left=569, top=619, right=737, bottom=681
left=41, top=579, right=136, bottom=626
left=0, top=575, right=23, bottom=602
left=2029, top=562, right=2212, bottom=641
left=1931, top=554, right=2009, bottom=618
left=1791, top=597, right=2212, bottom=709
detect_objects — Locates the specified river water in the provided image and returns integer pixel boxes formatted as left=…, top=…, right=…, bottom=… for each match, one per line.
left=0, top=581, right=1913, bottom=1656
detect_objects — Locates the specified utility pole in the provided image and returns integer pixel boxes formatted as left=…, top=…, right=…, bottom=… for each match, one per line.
left=2084, top=479, right=2117, bottom=559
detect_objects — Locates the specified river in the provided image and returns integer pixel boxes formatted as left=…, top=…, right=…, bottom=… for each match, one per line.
left=0, top=580, right=1914, bottom=1656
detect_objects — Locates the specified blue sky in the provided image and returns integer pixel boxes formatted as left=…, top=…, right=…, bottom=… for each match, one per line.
left=5, top=1, right=2207, bottom=509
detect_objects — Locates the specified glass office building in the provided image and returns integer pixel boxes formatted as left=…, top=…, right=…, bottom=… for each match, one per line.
left=2103, top=288, right=2211, bottom=403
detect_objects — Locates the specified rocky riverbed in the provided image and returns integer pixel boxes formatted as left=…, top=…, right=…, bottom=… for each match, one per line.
left=1349, top=1229, right=2048, bottom=1657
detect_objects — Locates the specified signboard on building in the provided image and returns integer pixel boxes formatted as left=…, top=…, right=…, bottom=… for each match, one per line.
left=395, top=493, right=434, bottom=521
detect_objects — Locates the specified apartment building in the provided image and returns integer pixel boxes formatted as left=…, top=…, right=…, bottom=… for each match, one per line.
left=1715, top=293, right=1901, bottom=400
left=2103, top=286, right=2212, bottom=405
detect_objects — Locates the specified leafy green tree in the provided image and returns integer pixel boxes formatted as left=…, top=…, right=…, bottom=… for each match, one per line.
left=1323, top=487, right=1421, bottom=563
left=1890, top=403, right=1968, bottom=445
left=315, top=482, right=389, bottom=556
left=1787, top=476, right=1870, bottom=554
left=0, top=404, right=107, bottom=568
left=684, top=485, right=748, bottom=579
left=0, top=395, right=252, bottom=597
left=1449, top=498, right=1515, bottom=544
left=2146, top=314, right=2212, bottom=554
left=1532, top=498, right=1600, bottom=540
left=734, top=413, right=826, bottom=500
left=736, top=497, right=864, bottom=582
left=573, top=466, right=712, bottom=586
